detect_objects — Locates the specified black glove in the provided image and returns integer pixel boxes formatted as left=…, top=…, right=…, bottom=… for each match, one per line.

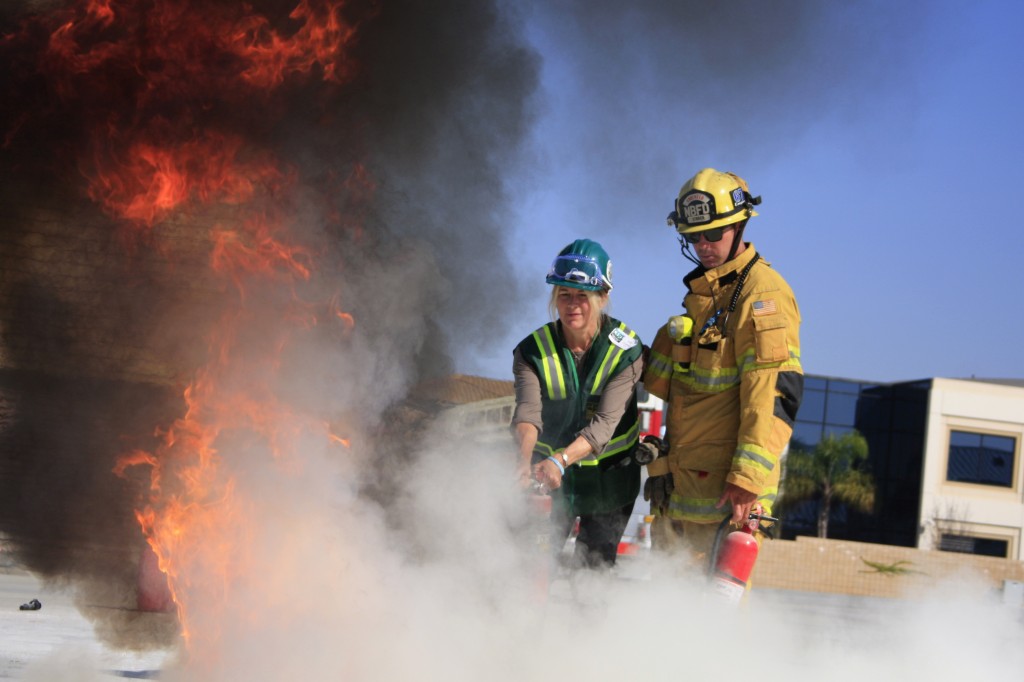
left=634, top=435, right=668, bottom=465
left=633, top=440, right=659, bottom=465
left=643, top=473, right=673, bottom=513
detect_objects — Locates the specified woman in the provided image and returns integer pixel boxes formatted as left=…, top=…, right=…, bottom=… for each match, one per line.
left=511, top=238, right=644, bottom=569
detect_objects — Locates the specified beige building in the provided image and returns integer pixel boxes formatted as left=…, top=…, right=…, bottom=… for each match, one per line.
left=917, top=378, right=1024, bottom=560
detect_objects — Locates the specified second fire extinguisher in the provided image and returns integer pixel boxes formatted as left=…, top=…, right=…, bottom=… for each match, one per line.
left=708, top=509, right=778, bottom=604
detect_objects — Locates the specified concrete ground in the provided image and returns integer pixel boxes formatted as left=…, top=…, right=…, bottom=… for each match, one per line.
left=0, top=569, right=170, bottom=680
left=5, top=561, right=889, bottom=680
left=6, top=556, right=1017, bottom=680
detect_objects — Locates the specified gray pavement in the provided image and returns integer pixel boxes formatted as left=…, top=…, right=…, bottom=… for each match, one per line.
left=0, top=569, right=170, bottom=680
left=6, top=561, right=885, bottom=680
left=3, top=559, right=1021, bottom=681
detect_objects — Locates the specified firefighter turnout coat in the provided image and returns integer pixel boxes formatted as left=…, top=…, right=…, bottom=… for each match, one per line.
left=644, top=245, right=802, bottom=522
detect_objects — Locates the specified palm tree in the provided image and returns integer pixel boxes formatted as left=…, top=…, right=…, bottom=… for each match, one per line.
left=780, top=430, right=875, bottom=538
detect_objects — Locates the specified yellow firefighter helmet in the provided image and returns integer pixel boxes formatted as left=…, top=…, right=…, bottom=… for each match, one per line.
left=667, top=168, right=761, bottom=234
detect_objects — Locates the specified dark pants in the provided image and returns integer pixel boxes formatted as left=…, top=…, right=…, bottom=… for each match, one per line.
left=552, top=500, right=635, bottom=569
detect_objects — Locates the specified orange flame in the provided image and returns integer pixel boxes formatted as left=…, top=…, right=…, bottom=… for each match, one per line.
left=86, top=133, right=287, bottom=227
left=32, top=0, right=374, bottom=655
left=232, top=0, right=359, bottom=87
left=35, top=0, right=362, bottom=230
left=328, top=429, right=352, bottom=448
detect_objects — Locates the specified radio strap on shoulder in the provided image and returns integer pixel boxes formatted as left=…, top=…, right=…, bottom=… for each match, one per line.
left=718, top=253, right=760, bottom=338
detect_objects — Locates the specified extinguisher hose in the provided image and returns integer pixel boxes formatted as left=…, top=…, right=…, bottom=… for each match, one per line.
left=706, top=515, right=734, bottom=577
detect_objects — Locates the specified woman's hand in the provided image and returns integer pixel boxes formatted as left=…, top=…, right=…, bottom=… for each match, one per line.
left=513, top=423, right=540, bottom=489
left=532, top=458, right=564, bottom=490
left=516, top=460, right=534, bottom=489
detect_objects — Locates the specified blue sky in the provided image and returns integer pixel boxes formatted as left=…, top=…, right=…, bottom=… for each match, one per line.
left=462, top=0, right=1024, bottom=384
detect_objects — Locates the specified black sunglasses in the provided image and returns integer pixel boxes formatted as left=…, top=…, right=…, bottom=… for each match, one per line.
left=681, top=225, right=731, bottom=244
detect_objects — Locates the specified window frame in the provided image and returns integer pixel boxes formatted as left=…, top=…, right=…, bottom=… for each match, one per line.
left=938, top=533, right=1009, bottom=558
left=932, top=520, right=1018, bottom=559
left=941, top=424, right=1020, bottom=495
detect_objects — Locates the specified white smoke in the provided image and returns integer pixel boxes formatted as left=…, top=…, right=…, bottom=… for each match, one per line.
left=17, top=409, right=1024, bottom=680
left=135, top=417, right=1024, bottom=679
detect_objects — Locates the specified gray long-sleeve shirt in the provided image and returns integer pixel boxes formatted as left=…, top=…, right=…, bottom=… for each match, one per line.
left=511, top=347, right=643, bottom=456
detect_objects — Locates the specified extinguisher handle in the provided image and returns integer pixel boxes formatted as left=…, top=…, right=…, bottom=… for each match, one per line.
left=709, top=512, right=782, bottom=575
left=748, top=512, right=778, bottom=539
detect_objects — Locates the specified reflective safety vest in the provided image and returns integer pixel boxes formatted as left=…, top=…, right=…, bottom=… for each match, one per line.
left=516, top=317, right=642, bottom=516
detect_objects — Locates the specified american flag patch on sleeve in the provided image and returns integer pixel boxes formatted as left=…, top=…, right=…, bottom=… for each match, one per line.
left=752, top=299, right=777, bottom=316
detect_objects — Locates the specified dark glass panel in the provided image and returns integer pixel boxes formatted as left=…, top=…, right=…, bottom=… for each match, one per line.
left=798, top=388, right=826, bottom=423
left=828, top=379, right=862, bottom=394
left=946, top=431, right=1016, bottom=488
left=825, top=391, right=858, bottom=426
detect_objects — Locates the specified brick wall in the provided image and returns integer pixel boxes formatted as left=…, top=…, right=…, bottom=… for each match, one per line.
left=0, top=191, right=227, bottom=386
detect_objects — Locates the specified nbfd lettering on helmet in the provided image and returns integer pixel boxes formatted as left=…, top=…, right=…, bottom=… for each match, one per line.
left=683, top=200, right=710, bottom=224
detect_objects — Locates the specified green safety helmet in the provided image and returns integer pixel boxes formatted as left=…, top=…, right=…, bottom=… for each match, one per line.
left=545, top=238, right=613, bottom=291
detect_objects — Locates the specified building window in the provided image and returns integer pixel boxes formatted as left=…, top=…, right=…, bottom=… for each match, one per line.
left=798, top=388, right=826, bottom=423
left=825, top=391, right=859, bottom=427
left=946, top=430, right=1016, bottom=488
left=939, top=534, right=1009, bottom=558
left=790, top=421, right=822, bottom=451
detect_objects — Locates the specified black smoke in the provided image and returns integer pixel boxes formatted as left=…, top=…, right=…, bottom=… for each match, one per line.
left=0, top=0, right=539, bottom=643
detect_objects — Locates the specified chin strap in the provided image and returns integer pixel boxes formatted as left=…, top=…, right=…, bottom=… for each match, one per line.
left=679, top=236, right=702, bottom=268
left=725, top=223, right=746, bottom=263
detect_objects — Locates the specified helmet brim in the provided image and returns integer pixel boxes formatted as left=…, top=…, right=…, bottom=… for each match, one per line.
left=546, top=276, right=609, bottom=292
left=676, top=208, right=757, bottom=234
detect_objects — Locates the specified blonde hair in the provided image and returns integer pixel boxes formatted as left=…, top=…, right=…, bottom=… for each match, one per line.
left=548, top=285, right=610, bottom=325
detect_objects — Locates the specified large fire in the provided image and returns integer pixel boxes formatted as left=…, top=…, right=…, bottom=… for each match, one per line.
left=6, top=0, right=367, bottom=654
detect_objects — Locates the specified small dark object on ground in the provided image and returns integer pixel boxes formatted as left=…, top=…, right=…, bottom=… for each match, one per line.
left=19, top=598, right=41, bottom=611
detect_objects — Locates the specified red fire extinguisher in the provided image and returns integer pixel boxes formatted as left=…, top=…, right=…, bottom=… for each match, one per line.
left=709, top=509, right=777, bottom=604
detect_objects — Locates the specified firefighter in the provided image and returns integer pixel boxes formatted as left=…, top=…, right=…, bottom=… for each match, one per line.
left=643, top=168, right=803, bottom=575
left=512, top=238, right=644, bottom=569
